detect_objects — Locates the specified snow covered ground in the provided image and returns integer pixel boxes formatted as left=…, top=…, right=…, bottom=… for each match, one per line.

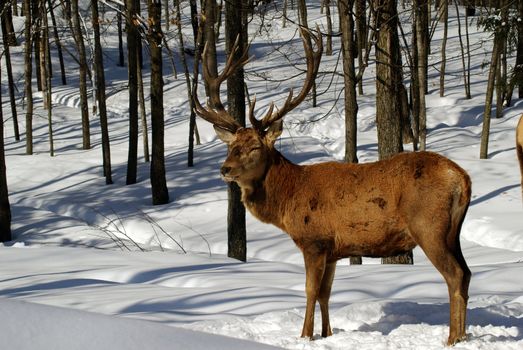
left=1, top=2, right=522, bottom=349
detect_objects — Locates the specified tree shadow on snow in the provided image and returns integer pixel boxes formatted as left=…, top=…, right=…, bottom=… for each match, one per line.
left=357, top=301, right=522, bottom=342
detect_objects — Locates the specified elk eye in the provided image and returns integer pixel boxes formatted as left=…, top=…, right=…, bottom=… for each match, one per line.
left=249, top=147, right=262, bottom=153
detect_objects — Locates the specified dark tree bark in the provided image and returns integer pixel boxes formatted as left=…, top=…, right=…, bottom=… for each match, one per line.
left=1, top=10, right=20, bottom=141
left=374, top=0, right=412, bottom=265
left=414, top=0, right=427, bottom=150
left=1, top=3, right=17, bottom=46
left=40, top=0, right=54, bottom=156
left=355, top=0, right=366, bottom=95
left=338, top=0, right=358, bottom=165
left=203, top=0, right=218, bottom=97
left=225, top=0, right=247, bottom=262
left=91, top=0, right=113, bottom=184
left=71, top=0, right=90, bottom=149
left=32, top=0, right=42, bottom=92
left=126, top=0, right=139, bottom=185
left=48, top=0, right=67, bottom=85
left=324, top=0, right=333, bottom=55
left=148, top=0, right=169, bottom=205
left=518, top=0, right=523, bottom=98
left=0, top=69, right=12, bottom=243
left=23, top=0, right=34, bottom=155
left=439, top=0, right=448, bottom=97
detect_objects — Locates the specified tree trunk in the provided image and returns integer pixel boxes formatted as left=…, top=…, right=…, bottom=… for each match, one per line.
left=91, top=0, right=113, bottom=184
left=355, top=0, right=366, bottom=95
left=225, top=0, right=247, bottom=262
left=71, top=0, right=90, bottom=149
left=338, top=0, right=358, bottom=165
left=174, top=0, right=197, bottom=167
left=480, top=38, right=501, bottom=159
left=41, top=0, right=54, bottom=156
left=454, top=1, right=471, bottom=99
left=48, top=0, right=67, bottom=85
left=1, top=11, right=20, bottom=141
left=439, top=0, right=448, bottom=97
left=117, top=5, right=125, bottom=67
left=1, top=3, right=17, bottom=46
left=517, top=0, right=523, bottom=98
left=137, top=47, right=150, bottom=163
left=325, top=0, right=333, bottom=55
left=203, top=0, right=218, bottom=98
left=32, top=0, right=42, bottom=92
left=414, top=0, right=428, bottom=150
left=126, top=0, right=139, bottom=185
left=0, top=68, right=12, bottom=243
left=375, top=0, right=412, bottom=265
left=148, top=0, right=169, bottom=205
left=23, top=0, right=34, bottom=155
left=375, top=0, right=404, bottom=160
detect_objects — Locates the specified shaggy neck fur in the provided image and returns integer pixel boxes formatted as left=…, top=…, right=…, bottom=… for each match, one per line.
left=239, top=149, right=300, bottom=231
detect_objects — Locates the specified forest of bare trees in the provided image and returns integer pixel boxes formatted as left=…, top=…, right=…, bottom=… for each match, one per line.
left=1, top=0, right=522, bottom=262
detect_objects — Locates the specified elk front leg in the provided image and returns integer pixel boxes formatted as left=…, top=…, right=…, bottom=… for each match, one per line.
left=318, top=262, right=336, bottom=337
left=301, top=251, right=327, bottom=339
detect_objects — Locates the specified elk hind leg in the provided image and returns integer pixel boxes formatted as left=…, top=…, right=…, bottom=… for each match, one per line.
left=318, top=262, right=336, bottom=337
left=415, top=214, right=470, bottom=345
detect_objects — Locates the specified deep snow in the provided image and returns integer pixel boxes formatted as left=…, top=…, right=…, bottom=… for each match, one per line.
left=1, top=2, right=522, bottom=349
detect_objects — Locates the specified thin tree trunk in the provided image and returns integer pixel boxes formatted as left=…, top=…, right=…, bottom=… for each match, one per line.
left=297, top=0, right=317, bottom=107
left=203, top=0, right=218, bottom=97
left=91, top=0, right=113, bottom=184
left=480, top=38, right=501, bottom=159
left=517, top=0, right=523, bottom=98
left=48, top=0, right=67, bottom=85
left=137, top=49, right=150, bottom=163
left=439, top=0, right=448, bottom=97
left=325, top=0, right=333, bottom=55
left=415, top=0, right=427, bottom=150
left=23, top=0, right=34, bottom=155
left=41, top=0, right=54, bottom=156
left=454, top=0, right=471, bottom=99
left=117, top=6, right=125, bottom=67
left=174, top=0, right=197, bottom=167
left=225, top=0, right=247, bottom=262
left=0, top=68, right=12, bottom=242
left=33, top=0, right=42, bottom=92
left=126, top=0, right=139, bottom=185
left=71, top=0, right=90, bottom=149
left=1, top=13, right=20, bottom=141
left=355, top=0, right=366, bottom=95
left=148, top=0, right=169, bottom=204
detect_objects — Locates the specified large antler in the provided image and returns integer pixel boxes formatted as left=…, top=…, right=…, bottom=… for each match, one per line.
left=193, top=36, right=250, bottom=133
left=249, top=27, right=323, bottom=133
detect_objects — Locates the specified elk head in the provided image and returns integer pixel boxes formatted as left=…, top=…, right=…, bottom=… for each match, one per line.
left=193, top=28, right=323, bottom=188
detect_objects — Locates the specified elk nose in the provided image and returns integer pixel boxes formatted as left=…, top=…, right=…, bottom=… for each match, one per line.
left=221, top=166, right=232, bottom=176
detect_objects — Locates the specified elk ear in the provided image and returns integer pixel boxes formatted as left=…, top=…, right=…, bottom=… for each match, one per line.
left=264, top=119, right=283, bottom=145
left=213, top=125, right=236, bottom=144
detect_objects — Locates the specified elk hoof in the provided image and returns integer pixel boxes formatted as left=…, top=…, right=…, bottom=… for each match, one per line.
left=447, top=333, right=467, bottom=346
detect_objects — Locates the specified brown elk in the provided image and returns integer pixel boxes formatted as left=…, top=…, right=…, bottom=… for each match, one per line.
left=517, top=115, right=523, bottom=204
left=194, top=29, right=472, bottom=346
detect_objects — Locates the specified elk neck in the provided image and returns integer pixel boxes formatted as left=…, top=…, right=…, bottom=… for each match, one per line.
left=239, top=148, right=301, bottom=230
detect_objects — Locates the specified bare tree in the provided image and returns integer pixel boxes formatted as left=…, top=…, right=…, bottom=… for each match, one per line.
left=23, top=0, right=34, bottom=155
left=1, top=4, right=20, bottom=141
left=47, top=0, right=67, bottom=85
left=91, top=0, right=113, bottom=184
left=0, top=68, right=12, bottom=242
left=337, top=0, right=358, bottom=165
left=439, top=0, right=448, bottom=97
left=71, top=0, right=90, bottom=149
left=225, top=0, right=248, bottom=261
left=148, top=0, right=169, bottom=204
left=126, top=0, right=139, bottom=185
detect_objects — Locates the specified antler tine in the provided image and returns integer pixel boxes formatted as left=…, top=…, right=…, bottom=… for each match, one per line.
left=259, top=26, right=323, bottom=131
left=194, top=35, right=251, bottom=132
left=248, top=95, right=263, bottom=131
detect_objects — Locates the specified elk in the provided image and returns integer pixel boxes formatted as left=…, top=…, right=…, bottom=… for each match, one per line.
left=194, top=29, right=472, bottom=346
left=517, top=114, right=523, bottom=204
